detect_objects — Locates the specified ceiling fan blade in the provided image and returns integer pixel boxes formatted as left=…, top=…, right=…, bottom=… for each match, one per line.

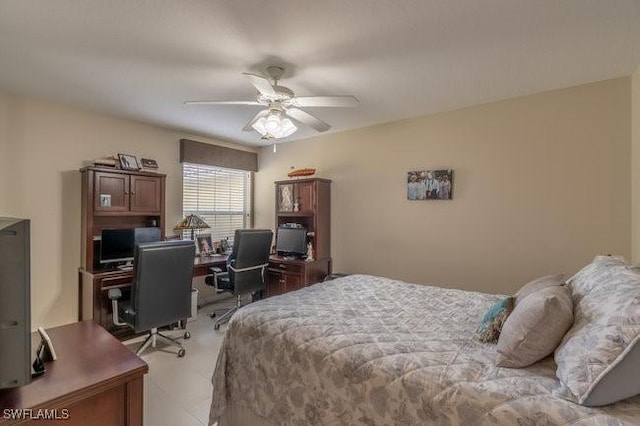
left=286, top=108, right=331, bottom=132
left=242, top=110, right=269, bottom=131
left=184, top=100, right=261, bottom=105
left=292, top=96, right=359, bottom=108
left=242, top=72, right=277, bottom=97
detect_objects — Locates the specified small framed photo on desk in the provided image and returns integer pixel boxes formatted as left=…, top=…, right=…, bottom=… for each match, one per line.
left=196, top=235, right=213, bottom=256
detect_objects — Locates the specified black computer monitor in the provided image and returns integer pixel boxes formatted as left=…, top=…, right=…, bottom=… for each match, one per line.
left=275, top=226, right=307, bottom=257
left=100, top=228, right=136, bottom=264
left=100, top=227, right=163, bottom=265
left=134, top=227, right=162, bottom=246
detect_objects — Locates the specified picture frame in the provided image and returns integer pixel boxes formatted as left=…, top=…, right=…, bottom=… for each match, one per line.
left=118, top=153, right=140, bottom=171
left=407, top=169, right=454, bottom=200
left=196, top=234, right=213, bottom=256
left=278, top=184, right=294, bottom=212
left=140, top=158, right=159, bottom=169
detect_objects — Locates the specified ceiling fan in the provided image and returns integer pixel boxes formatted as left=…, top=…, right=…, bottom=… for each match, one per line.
left=185, top=66, right=359, bottom=140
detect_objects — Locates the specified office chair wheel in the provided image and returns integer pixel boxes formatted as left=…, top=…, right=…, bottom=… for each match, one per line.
left=184, top=331, right=191, bottom=339
left=178, top=348, right=186, bottom=357
left=210, top=312, right=216, bottom=318
left=214, top=323, right=220, bottom=330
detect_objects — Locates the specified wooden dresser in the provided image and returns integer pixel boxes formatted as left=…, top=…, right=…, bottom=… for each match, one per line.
left=0, top=321, right=148, bottom=426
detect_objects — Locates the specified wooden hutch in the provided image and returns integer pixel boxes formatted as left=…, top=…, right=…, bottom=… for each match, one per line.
left=267, top=178, right=331, bottom=296
left=79, top=166, right=166, bottom=338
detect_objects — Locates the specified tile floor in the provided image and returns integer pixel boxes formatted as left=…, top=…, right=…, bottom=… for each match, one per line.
left=123, top=304, right=232, bottom=426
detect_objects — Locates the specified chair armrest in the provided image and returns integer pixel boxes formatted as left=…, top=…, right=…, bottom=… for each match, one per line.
left=108, top=288, right=122, bottom=300
left=205, top=267, right=229, bottom=289
left=108, top=289, right=127, bottom=327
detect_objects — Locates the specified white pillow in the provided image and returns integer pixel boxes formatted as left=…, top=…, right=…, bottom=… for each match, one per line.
left=554, top=256, right=640, bottom=406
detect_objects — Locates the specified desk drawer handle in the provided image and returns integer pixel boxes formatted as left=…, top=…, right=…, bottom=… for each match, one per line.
left=102, top=276, right=129, bottom=281
left=278, top=264, right=285, bottom=268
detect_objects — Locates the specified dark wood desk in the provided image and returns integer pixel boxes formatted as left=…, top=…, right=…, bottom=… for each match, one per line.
left=193, top=254, right=228, bottom=276
left=0, top=321, right=148, bottom=426
left=266, top=255, right=330, bottom=297
left=78, top=255, right=228, bottom=338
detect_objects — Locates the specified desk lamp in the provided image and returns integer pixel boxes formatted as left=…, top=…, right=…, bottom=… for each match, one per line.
left=173, top=214, right=210, bottom=240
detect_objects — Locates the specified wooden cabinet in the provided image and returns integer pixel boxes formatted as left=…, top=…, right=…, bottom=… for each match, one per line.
left=94, top=171, right=130, bottom=212
left=276, top=180, right=316, bottom=214
left=294, top=181, right=315, bottom=213
left=93, top=170, right=163, bottom=215
left=268, top=178, right=331, bottom=297
left=267, top=259, right=304, bottom=296
left=267, top=257, right=330, bottom=297
left=81, top=167, right=166, bottom=272
left=130, top=175, right=163, bottom=213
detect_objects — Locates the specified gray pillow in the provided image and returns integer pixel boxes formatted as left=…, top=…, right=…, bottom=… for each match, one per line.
left=554, top=256, right=640, bottom=406
left=515, top=274, right=565, bottom=305
left=496, top=285, right=573, bottom=368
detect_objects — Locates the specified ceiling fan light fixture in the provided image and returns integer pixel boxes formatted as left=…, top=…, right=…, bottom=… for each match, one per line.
left=264, top=113, right=281, bottom=132
left=279, top=118, right=297, bottom=137
left=252, top=113, right=297, bottom=139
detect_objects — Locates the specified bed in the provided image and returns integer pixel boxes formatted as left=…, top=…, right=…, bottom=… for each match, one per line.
left=209, top=274, right=640, bottom=425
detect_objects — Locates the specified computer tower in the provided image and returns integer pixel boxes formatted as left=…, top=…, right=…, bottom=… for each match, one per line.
left=0, top=217, right=31, bottom=389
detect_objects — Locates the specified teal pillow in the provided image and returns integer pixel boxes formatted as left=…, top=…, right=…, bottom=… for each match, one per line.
left=476, top=297, right=515, bottom=343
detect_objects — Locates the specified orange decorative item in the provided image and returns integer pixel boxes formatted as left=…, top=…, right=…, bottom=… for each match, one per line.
left=287, top=168, right=316, bottom=178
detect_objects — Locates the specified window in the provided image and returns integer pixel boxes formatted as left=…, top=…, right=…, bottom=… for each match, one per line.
left=182, top=163, right=252, bottom=242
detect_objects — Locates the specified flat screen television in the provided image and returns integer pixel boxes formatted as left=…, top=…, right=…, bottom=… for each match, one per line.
left=0, top=217, right=31, bottom=389
left=275, top=226, right=307, bottom=258
left=100, top=227, right=161, bottom=265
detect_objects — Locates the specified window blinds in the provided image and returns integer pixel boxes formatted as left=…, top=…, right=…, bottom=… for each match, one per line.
left=182, top=163, right=252, bottom=242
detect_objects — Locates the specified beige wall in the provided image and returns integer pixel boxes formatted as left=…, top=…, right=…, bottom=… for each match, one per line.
left=0, top=92, right=255, bottom=328
left=256, top=78, right=631, bottom=295
left=632, top=66, right=640, bottom=263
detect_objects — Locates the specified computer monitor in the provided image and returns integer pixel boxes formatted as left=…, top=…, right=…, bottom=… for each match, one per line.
left=100, top=228, right=135, bottom=264
left=134, top=227, right=162, bottom=246
left=100, top=227, right=163, bottom=265
left=275, top=226, right=307, bottom=257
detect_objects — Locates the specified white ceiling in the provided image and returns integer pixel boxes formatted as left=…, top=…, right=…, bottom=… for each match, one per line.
left=1, top=0, right=640, bottom=147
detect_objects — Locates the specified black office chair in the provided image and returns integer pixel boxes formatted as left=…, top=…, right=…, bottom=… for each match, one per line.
left=205, top=229, right=273, bottom=330
left=108, top=240, right=195, bottom=357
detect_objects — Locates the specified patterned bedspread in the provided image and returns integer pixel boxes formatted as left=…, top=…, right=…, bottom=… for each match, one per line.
left=209, top=274, right=640, bottom=425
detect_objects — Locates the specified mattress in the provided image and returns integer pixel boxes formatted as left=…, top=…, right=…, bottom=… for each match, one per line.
left=209, top=274, right=640, bottom=425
